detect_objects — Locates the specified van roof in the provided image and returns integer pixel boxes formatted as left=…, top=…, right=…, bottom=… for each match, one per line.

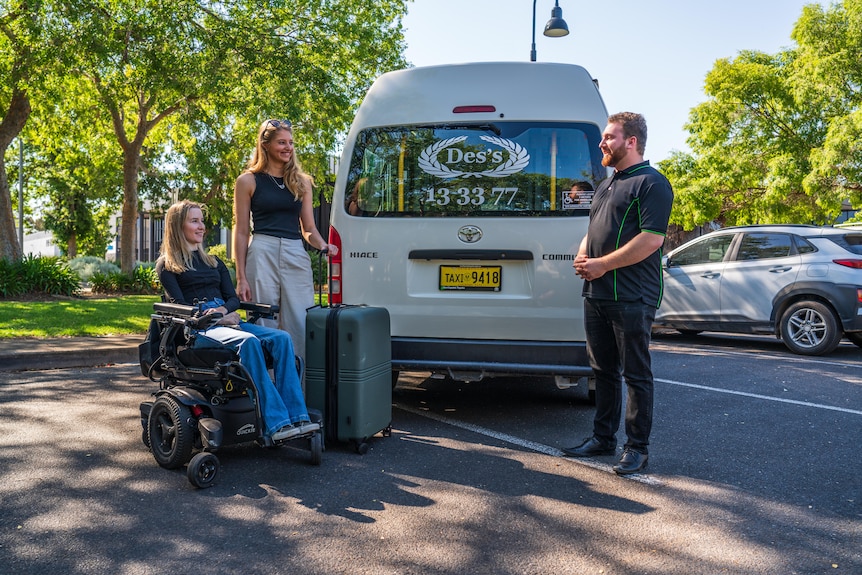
left=353, top=61, right=608, bottom=129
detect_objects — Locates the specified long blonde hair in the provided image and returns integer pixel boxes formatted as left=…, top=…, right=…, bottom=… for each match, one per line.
left=244, top=119, right=314, bottom=200
left=159, top=200, right=217, bottom=273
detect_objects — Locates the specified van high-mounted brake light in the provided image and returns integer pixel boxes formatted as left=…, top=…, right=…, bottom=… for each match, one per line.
left=452, top=105, right=496, bottom=114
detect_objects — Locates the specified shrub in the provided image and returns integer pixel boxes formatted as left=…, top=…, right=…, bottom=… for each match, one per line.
left=90, top=263, right=161, bottom=295
left=0, top=258, right=20, bottom=297
left=206, top=244, right=237, bottom=284
left=308, top=247, right=329, bottom=288
left=133, top=264, right=160, bottom=293
left=0, top=255, right=81, bottom=297
left=208, top=244, right=234, bottom=268
left=69, top=256, right=121, bottom=283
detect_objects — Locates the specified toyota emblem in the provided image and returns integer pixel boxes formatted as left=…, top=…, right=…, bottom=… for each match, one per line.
left=458, top=225, right=482, bottom=243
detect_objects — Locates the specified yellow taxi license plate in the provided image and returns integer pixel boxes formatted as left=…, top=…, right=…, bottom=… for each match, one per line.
left=439, top=265, right=502, bottom=291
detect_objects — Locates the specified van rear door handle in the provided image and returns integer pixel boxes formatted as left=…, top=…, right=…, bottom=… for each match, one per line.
left=700, top=271, right=720, bottom=279
left=408, top=249, right=534, bottom=261
left=769, top=266, right=792, bottom=273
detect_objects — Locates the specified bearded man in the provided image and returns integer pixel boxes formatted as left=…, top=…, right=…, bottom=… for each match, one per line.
left=564, top=112, right=674, bottom=476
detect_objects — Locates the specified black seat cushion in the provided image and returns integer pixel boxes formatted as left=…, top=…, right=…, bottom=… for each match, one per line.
left=177, top=347, right=237, bottom=368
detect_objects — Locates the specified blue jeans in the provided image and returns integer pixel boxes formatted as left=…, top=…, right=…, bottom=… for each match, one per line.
left=193, top=322, right=309, bottom=437
left=584, top=298, right=656, bottom=453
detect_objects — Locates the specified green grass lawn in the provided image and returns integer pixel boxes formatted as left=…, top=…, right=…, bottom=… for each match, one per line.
left=0, top=295, right=160, bottom=338
left=0, top=293, right=330, bottom=338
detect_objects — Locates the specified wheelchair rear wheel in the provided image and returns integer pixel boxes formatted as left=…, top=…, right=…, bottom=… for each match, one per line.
left=148, top=396, right=195, bottom=469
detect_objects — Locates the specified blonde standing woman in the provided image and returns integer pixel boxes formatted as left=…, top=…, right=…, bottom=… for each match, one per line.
left=233, top=119, right=337, bottom=362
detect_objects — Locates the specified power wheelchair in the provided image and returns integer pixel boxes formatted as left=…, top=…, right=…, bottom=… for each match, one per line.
left=138, top=301, right=323, bottom=488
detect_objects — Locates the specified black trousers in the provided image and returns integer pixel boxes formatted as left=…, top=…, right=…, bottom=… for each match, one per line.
left=584, top=297, right=656, bottom=453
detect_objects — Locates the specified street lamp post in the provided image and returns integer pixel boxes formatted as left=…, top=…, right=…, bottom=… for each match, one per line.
left=18, top=137, right=24, bottom=250
left=531, top=0, right=570, bottom=62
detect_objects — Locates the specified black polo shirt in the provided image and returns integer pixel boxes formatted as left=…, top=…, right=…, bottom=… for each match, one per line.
left=582, top=161, right=674, bottom=307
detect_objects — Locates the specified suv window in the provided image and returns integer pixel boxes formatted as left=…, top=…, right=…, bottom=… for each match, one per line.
left=670, top=234, right=734, bottom=266
left=794, top=236, right=817, bottom=254
left=736, top=233, right=793, bottom=261
left=344, top=122, right=605, bottom=217
left=827, top=233, right=862, bottom=255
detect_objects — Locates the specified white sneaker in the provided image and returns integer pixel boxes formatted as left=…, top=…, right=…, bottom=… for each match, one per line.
left=296, top=421, right=320, bottom=435
left=271, top=425, right=302, bottom=442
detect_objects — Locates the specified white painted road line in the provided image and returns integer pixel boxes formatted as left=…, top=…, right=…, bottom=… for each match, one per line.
left=394, top=403, right=663, bottom=486
left=657, top=378, right=862, bottom=416
left=652, top=341, right=862, bottom=369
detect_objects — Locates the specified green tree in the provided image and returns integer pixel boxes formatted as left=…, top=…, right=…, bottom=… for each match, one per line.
left=25, top=75, right=123, bottom=257
left=0, top=0, right=66, bottom=261
left=658, top=150, right=722, bottom=230
left=2, top=1, right=408, bottom=270
left=792, top=0, right=862, bottom=215
left=664, top=0, right=861, bottom=228
left=668, top=49, right=829, bottom=226
left=57, top=0, right=408, bottom=273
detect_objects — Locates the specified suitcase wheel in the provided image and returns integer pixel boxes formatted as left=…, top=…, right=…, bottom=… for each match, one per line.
left=353, top=439, right=369, bottom=455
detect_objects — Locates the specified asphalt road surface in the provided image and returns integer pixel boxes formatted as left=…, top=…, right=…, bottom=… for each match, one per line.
left=1, top=332, right=859, bottom=575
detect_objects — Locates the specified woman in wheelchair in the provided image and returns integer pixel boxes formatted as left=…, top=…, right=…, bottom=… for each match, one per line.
left=156, top=199, right=319, bottom=442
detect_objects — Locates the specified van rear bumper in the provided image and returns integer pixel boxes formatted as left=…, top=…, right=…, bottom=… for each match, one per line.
left=391, top=337, right=592, bottom=378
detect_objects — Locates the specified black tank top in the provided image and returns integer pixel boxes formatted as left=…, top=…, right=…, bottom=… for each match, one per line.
left=250, top=172, right=303, bottom=239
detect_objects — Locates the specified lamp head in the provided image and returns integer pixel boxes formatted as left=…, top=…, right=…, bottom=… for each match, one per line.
left=543, top=2, right=569, bottom=38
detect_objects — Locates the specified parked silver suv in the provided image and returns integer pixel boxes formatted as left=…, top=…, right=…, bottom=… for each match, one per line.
left=655, top=225, right=862, bottom=355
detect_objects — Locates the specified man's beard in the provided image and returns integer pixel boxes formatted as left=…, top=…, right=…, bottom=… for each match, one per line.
left=601, top=146, right=625, bottom=167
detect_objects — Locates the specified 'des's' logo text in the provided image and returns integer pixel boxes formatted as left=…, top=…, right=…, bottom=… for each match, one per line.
left=418, top=136, right=530, bottom=179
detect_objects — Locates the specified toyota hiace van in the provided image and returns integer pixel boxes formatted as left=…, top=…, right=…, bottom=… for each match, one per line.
left=328, top=62, right=609, bottom=389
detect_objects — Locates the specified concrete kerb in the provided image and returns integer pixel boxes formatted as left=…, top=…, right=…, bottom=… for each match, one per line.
left=0, top=335, right=144, bottom=372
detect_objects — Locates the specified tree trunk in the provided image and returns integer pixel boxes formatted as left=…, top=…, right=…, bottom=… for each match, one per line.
left=0, top=156, right=21, bottom=262
left=0, top=88, right=31, bottom=262
left=119, top=153, right=140, bottom=274
left=67, top=232, right=77, bottom=259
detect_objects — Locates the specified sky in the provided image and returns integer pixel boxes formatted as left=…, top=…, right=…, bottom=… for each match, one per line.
left=401, top=0, right=829, bottom=163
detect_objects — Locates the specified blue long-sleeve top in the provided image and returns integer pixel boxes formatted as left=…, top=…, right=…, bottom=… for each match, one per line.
left=156, top=251, right=240, bottom=313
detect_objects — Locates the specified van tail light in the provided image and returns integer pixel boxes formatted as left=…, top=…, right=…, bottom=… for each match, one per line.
left=858, top=289, right=862, bottom=304
left=328, top=226, right=342, bottom=304
left=833, top=259, right=862, bottom=269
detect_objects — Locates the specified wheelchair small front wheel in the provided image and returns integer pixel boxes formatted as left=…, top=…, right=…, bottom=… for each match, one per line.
left=187, top=452, right=220, bottom=488
left=309, top=432, right=323, bottom=466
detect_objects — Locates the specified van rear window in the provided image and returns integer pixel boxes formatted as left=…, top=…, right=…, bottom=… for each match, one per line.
left=343, top=122, right=605, bottom=217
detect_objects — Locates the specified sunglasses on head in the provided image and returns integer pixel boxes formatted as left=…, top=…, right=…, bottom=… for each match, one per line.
left=266, top=119, right=292, bottom=129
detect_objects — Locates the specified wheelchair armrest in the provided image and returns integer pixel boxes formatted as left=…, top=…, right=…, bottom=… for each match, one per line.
left=152, top=302, right=221, bottom=330
left=240, top=301, right=279, bottom=324
left=153, top=302, right=197, bottom=317
left=239, top=301, right=280, bottom=315
left=186, top=312, right=223, bottom=331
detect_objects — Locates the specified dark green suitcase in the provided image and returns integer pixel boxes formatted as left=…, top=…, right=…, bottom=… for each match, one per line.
left=305, top=305, right=392, bottom=453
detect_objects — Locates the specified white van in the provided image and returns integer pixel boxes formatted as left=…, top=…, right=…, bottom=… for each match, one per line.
left=328, top=62, right=609, bottom=387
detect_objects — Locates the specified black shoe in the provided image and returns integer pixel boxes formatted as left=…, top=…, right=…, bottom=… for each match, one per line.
left=562, top=436, right=617, bottom=457
left=613, top=448, right=648, bottom=475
